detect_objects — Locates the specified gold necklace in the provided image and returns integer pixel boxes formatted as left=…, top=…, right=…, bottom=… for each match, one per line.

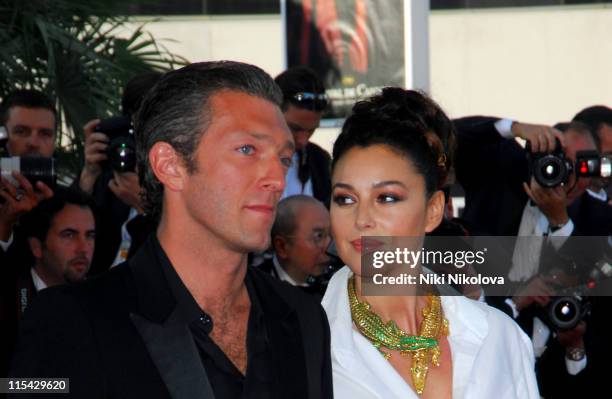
left=348, top=275, right=449, bottom=395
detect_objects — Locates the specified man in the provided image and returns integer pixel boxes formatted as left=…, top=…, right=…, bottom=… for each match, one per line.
left=1, top=187, right=94, bottom=377
left=260, top=195, right=331, bottom=295
left=0, top=89, right=56, bottom=159
left=78, top=72, right=162, bottom=273
left=454, top=117, right=605, bottom=395
left=572, top=105, right=612, bottom=204
left=275, top=66, right=332, bottom=206
left=0, top=90, right=55, bottom=245
left=10, top=61, right=333, bottom=399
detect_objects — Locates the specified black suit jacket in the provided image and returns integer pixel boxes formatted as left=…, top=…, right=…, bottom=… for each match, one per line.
left=305, top=142, right=332, bottom=208
left=453, top=116, right=529, bottom=236
left=9, top=237, right=333, bottom=399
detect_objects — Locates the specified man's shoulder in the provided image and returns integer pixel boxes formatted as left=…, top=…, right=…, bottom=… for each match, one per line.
left=30, top=263, right=134, bottom=320
left=307, top=142, right=331, bottom=160
left=249, top=266, right=323, bottom=312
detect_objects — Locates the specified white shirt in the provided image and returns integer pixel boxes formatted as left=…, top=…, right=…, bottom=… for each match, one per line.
left=281, top=152, right=313, bottom=199
left=322, top=267, right=540, bottom=399
left=30, top=268, right=47, bottom=292
left=0, top=231, right=13, bottom=252
left=272, top=255, right=309, bottom=287
left=586, top=188, right=608, bottom=202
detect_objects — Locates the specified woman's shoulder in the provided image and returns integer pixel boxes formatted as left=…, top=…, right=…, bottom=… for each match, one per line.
left=444, top=294, right=530, bottom=345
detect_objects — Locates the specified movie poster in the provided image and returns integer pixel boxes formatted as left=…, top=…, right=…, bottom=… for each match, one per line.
left=284, top=0, right=406, bottom=120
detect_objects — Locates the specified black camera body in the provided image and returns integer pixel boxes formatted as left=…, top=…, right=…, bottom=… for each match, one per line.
left=94, top=116, right=136, bottom=173
left=546, top=294, right=591, bottom=330
left=0, top=156, right=56, bottom=188
left=526, top=140, right=611, bottom=188
left=526, top=140, right=573, bottom=188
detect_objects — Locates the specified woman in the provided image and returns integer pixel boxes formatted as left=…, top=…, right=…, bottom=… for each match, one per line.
left=321, top=88, right=539, bottom=399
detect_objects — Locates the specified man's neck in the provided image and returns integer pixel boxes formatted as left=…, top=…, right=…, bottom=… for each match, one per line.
left=157, top=213, right=248, bottom=311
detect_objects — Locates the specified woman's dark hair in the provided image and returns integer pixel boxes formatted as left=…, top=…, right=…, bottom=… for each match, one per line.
left=332, top=87, right=456, bottom=197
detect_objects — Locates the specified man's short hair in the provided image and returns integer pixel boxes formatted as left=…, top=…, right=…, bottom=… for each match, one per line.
left=274, top=66, right=326, bottom=111
left=135, top=61, right=283, bottom=220
left=563, top=120, right=597, bottom=146
left=21, top=187, right=95, bottom=242
left=573, top=105, right=612, bottom=151
left=271, top=195, right=324, bottom=241
left=0, top=89, right=57, bottom=126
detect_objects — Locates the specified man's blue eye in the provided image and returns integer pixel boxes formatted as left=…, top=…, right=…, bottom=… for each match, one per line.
left=238, top=145, right=255, bottom=155
left=281, top=157, right=293, bottom=168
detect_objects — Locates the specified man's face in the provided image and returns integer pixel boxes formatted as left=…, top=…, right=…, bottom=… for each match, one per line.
left=30, top=204, right=95, bottom=286
left=5, top=106, right=56, bottom=157
left=593, top=123, right=612, bottom=193
left=283, top=104, right=322, bottom=152
left=564, top=129, right=598, bottom=204
left=280, top=202, right=331, bottom=279
left=599, top=123, right=612, bottom=154
left=181, top=91, right=294, bottom=253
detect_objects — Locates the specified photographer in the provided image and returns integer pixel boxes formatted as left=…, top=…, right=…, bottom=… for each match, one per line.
left=77, top=72, right=161, bottom=273
left=572, top=105, right=612, bottom=205
left=0, top=90, right=55, bottom=255
left=454, top=116, right=610, bottom=396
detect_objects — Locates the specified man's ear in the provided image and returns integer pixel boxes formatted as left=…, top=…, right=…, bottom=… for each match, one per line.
left=28, top=237, right=43, bottom=259
left=148, top=142, right=185, bottom=192
left=274, top=236, right=289, bottom=259
left=425, top=190, right=445, bottom=233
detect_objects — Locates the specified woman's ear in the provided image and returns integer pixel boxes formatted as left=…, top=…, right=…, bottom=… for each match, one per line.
left=424, top=190, right=445, bottom=233
left=148, top=142, right=186, bottom=192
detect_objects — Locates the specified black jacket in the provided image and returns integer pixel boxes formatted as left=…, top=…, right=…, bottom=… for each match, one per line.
left=9, top=236, right=333, bottom=399
left=305, top=142, right=332, bottom=208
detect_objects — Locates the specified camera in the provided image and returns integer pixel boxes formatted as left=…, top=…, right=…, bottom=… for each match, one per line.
left=527, top=140, right=611, bottom=187
left=94, top=116, right=136, bottom=173
left=0, top=156, right=56, bottom=188
left=543, top=237, right=612, bottom=330
left=526, top=140, right=573, bottom=188
left=546, top=294, right=590, bottom=330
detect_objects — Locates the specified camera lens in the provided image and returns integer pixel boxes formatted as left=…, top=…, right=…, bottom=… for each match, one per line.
left=108, top=136, right=136, bottom=173
left=534, top=155, right=568, bottom=187
left=548, top=296, right=581, bottom=330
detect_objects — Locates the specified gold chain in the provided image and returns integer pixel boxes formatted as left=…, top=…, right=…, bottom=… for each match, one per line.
left=348, top=275, right=449, bottom=395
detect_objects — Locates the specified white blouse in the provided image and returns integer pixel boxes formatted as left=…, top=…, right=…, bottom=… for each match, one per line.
left=321, top=267, right=540, bottom=399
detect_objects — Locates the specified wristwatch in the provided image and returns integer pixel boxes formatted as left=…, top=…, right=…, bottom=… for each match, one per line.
left=566, top=347, right=586, bottom=361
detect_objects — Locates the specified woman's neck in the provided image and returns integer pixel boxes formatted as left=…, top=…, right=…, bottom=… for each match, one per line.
left=355, top=275, right=428, bottom=336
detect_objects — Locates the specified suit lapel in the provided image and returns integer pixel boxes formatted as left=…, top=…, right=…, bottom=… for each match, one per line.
left=130, top=310, right=215, bottom=399
left=128, top=237, right=215, bottom=399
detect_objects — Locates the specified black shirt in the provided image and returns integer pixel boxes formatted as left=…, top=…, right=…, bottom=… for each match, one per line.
left=155, top=238, right=275, bottom=399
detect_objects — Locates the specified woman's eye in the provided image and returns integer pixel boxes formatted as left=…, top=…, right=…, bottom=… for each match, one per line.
left=237, top=145, right=255, bottom=155
left=378, top=194, right=400, bottom=203
left=333, top=195, right=355, bottom=206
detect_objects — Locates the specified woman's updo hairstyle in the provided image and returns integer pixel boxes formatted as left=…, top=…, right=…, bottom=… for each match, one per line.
left=332, top=87, right=456, bottom=197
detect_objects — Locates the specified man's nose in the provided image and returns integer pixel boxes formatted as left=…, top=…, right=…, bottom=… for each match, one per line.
left=260, top=157, right=286, bottom=193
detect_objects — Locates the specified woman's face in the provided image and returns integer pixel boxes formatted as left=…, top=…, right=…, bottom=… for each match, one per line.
left=330, top=144, right=444, bottom=275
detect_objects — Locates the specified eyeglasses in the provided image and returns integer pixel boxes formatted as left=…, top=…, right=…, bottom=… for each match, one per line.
left=290, top=92, right=329, bottom=111
left=286, top=230, right=331, bottom=248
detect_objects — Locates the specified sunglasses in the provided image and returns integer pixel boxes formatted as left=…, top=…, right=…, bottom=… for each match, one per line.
left=290, top=92, right=329, bottom=111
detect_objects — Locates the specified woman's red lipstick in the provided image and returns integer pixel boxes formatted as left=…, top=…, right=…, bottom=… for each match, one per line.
left=350, top=238, right=384, bottom=254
